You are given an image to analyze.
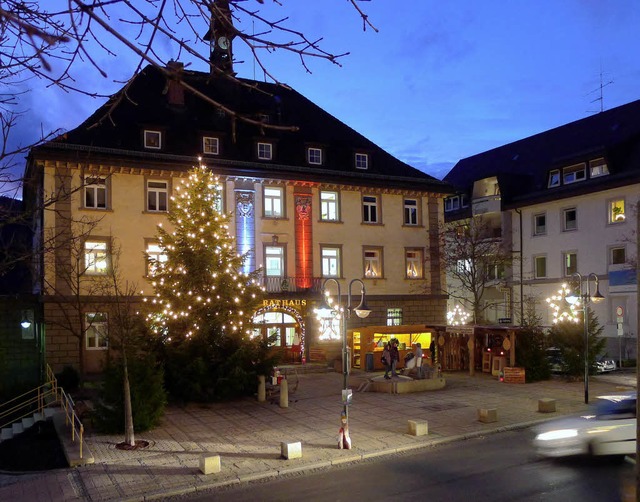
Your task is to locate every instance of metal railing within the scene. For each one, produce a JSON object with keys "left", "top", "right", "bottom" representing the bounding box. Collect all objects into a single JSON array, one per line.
[{"left": 0, "top": 364, "right": 85, "bottom": 459}]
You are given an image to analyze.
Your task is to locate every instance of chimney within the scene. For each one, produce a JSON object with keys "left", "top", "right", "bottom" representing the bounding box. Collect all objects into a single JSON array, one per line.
[{"left": 165, "top": 60, "right": 185, "bottom": 105}]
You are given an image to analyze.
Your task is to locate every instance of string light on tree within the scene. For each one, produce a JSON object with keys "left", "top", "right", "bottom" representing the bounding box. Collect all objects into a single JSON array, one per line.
[{"left": 447, "top": 304, "right": 471, "bottom": 326}]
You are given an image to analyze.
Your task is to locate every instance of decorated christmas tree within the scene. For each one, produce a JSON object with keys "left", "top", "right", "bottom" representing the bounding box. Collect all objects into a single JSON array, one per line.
[{"left": 145, "top": 164, "right": 264, "bottom": 347}]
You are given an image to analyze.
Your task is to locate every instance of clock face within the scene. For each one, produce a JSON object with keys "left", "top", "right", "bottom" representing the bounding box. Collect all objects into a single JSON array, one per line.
[{"left": 218, "top": 36, "right": 229, "bottom": 50}]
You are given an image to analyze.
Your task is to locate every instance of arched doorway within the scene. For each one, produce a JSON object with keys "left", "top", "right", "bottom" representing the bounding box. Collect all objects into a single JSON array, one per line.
[{"left": 252, "top": 306, "right": 305, "bottom": 363}]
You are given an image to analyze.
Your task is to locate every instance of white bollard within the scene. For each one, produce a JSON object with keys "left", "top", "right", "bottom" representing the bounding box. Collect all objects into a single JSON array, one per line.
[
  {"left": 279, "top": 378, "right": 289, "bottom": 408},
  {"left": 258, "top": 375, "right": 266, "bottom": 402}
]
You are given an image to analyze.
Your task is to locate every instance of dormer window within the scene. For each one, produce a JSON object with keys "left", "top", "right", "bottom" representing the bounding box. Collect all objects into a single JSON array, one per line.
[
  {"left": 547, "top": 170, "right": 560, "bottom": 188},
  {"left": 257, "top": 142, "right": 273, "bottom": 160},
  {"left": 562, "top": 163, "right": 586, "bottom": 184},
  {"left": 307, "top": 147, "right": 323, "bottom": 165},
  {"left": 144, "top": 130, "right": 162, "bottom": 149},
  {"left": 203, "top": 136, "right": 220, "bottom": 155},
  {"left": 589, "top": 158, "right": 609, "bottom": 178},
  {"left": 444, "top": 195, "right": 461, "bottom": 212},
  {"left": 355, "top": 153, "right": 369, "bottom": 170}
]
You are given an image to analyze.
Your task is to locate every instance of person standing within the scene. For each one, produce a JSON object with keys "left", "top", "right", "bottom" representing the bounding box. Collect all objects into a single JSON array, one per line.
[
  {"left": 415, "top": 342, "right": 424, "bottom": 379},
  {"left": 382, "top": 342, "right": 392, "bottom": 379},
  {"left": 390, "top": 339, "right": 400, "bottom": 377}
]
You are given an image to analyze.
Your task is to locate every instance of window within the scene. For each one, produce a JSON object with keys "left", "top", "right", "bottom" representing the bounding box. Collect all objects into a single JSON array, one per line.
[
  {"left": 563, "top": 208, "right": 577, "bottom": 231},
  {"left": 405, "top": 249, "right": 424, "bottom": 279},
  {"left": 84, "top": 240, "right": 109, "bottom": 275},
  {"left": 363, "top": 248, "right": 382, "bottom": 278},
  {"left": 203, "top": 136, "right": 220, "bottom": 155},
  {"left": 85, "top": 312, "right": 108, "bottom": 350},
  {"left": 84, "top": 176, "right": 107, "bottom": 209},
  {"left": 321, "top": 246, "right": 340, "bottom": 277},
  {"left": 320, "top": 191, "right": 339, "bottom": 221},
  {"left": 548, "top": 169, "right": 560, "bottom": 188},
  {"left": 534, "top": 213, "right": 546, "bottom": 236},
  {"left": 146, "top": 242, "right": 167, "bottom": 276},
  {"left": 562, "top": 163, "right": 586, "bottom": 184},
  {"left": 355, "top": 153, "right": 369, "bottom": 169},
  {"left": 563, "top": 252, "right": 577, "bottom": 276},
  {"left": 534, "top": 255, "right": 547, "bottom": 279},
  {"left": 265, "top": 246, "right": 284, "bottom": 277},
  {"left": 609, "top": 199, "right": 626, "bottom": 223},
  {"left": 257, "top": 142, "right": 273, "bottom": 160},
  {"left": 144, "top": 130, "right": 162, "bottom": 149},
  {"left": 611, "top": 246, "right": 626, "bottom": 265},
  {"left": 404, "top": 198, "right": 418, "bottom": 225},
  {"left": 264, "top": 186, "right": 284, "bottom": 218},
  {"left": 147, "top": 180, "right": 168, "bottom": 212},
  {"left": 387, "top": 308, "right": 403, "bottom": 326},
  {"left": 486, "top": 263, "right": 505, "bottom": 281},
  {"left": 362, "top": 195, "right": 379, "bottom": 223},
  {"left": 460, "top": 194, "right": 469, "bottom": 208},
  {"left": 457, "top": 259, "right": 472, "bottom": 274},
  {"left": 307, "top": 147, "right": 323, "bottom": 165},
  {"left": 445, "top": 196, "right": 461, "bottom": 212},
  {"left": 589, "top": 158, "right": 609, "bottom": 178}
]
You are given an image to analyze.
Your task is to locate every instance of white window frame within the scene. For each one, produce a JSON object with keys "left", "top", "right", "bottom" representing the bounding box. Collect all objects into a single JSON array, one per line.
[
  {"left": 321, "top": 246, "right": 340, "bottom": 278},
  {"left": 264, "top": 186, "right": 284, "bottom": 218},
  {"left": 563, "top": 207, "right": 577, "bottom": 231},
  {"left": 589, "top": 158, "right": 609, "bottom": 178},
  {"left": 84, "top": 240, "right": 109, "bottom": 275},
  {"left": 533, "top": 213, "right": 546, "bottom": 236},
  {"left": 84, "top": 176, "right": 107, "bottom": 209},
  {"left": 257, "top": 142, "right": 273, "bottom": 160},
  {"left": 562, "top": 163, "right": 586, "bottom": 185},
  {"left": 147, "top": 180, "right": 168, "bottom": 212},
  {"left": 563, "top": 251, "right": 577, "bottom": 277},
  {"left": 404, "top": 198, "right": 418, "bottom": 226},
  {"left": 320, "top": 190, "right": 339, "bottom": 221},
  {"left": 144, "top": 130, "right": 162, "bottom": 149},
  {"left": 405, "top": 248, "right": 423, "bottom": 279},
  {"left": 363, "top": 248, "right": 383, "bottom": 278},
  {"left": 265, "top": 246, "right": 284, "bottom": 277},
  {"left": 534, "top": 255, "right": 547, "bottom": 279},
  {"left": 203, "top": 136, "right": 220, "bottom": 155},
  {"left": 548, "top": 169, "right": 560, "bottom": 188},
  {"left": 387, "top": 308, "right": 403, "bottom": 326},
  {"left": 610, "top": 246, "right": 626, "bottom": 265},
  {"left": 609, "top": 198, "right": 626, "bottom": 224},
  {"left": 146, "top": 242, "right": 167, "bottom": 276},
  {"left": 307, "top": 147, "right": 323, "bottom": 165},
  {"left": 85, "top": 312, "right": 108, "bottom": 350},
  {"left": 363, "top": 195, "right": 379, "bottom": 224},
  {"left": 355, "top": 153, "right": 369, "bottom": 170}
]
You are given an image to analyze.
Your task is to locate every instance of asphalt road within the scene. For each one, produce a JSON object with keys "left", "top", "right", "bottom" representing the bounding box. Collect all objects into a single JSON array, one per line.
[{"left": 167, "top": 428, "right": 635, "bottom": 502}]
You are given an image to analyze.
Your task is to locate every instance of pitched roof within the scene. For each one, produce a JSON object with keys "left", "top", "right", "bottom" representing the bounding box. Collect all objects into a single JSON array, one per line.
[
  {"left": 35, "top": 64, "right": 451, "bottom": 193},
  {"left": 444, "top": 99, "right": 640, "bottom": 207}
]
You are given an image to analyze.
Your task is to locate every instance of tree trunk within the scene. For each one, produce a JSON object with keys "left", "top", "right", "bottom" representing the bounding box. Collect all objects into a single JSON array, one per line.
[{"left": 123, "top": 355, "right": 135, "bottom": 447}]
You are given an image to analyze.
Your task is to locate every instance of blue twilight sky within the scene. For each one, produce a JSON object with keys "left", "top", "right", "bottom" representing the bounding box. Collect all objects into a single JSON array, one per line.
[{"left": 11, "top": 0, "right": 640, "bottom": 187}]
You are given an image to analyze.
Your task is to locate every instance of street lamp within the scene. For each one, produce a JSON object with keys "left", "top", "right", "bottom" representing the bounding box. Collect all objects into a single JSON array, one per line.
[
  {"left": 566, "top": 272, "right": 605, "bottom": 404},
  {"left": 315, "top": 278, "right": 371, "bottom": 446}
]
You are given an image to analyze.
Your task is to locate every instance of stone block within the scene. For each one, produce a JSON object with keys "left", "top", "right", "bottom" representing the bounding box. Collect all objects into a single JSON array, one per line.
[
  {"left": 477, "top": 408, "right": 498, "bottom": 423},
  {"left": 199, "top": 454, "right": 221, "bottom": 475},
  {"left": 538, "top": 398, "right": 556, "bottom": 413},
  {"left": 407, "top": 420, "right": 428, "bottom": 436},
  {"left": 281, "top": 441, "right": 302, "bottom": 459}
]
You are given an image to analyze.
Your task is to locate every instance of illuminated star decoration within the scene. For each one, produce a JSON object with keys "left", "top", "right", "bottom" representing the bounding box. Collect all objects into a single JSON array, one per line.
[
  {"left": 447, "top": 304, "right": 471, "bottom": 326},
  {"left": 546, "top": 283, "right": 580, "bottom": 324}
]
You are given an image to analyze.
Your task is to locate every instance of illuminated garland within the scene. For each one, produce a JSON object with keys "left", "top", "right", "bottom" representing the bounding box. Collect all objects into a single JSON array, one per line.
[{"left": 546, "top": 283, "right": 580, "bottom": 324}]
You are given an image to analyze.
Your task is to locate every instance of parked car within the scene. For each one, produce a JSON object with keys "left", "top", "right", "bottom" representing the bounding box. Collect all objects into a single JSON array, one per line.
[
  {"left": 595, "top": 357, "right": 617, "bottom": 373},
  {"left": 532, "top": 393, "right": 636, "bottom": 458}
]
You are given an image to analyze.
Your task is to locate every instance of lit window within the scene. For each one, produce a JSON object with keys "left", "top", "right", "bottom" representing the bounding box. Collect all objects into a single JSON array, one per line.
[
  {"left": 563, "top": 208, "right": 577, "bottom": 231},
  {"left": 534, "top": 255, "right": 547, "bottom": 279},
  {"left": 203, "top": 137, "right": 220, "bottom": 155},
  {"left": 562, "top": 163, "right": 586, "bottom": 184},
  {"left": 144, "top": 130, "right": 162, "bottom": 149},
  {"left": 320, "top": 191, "right": 339, "bottom": 221},
  {"left": 563, "top": 252, "right": 577, "bottom": 276},
  {"left": 404, "top": 198, "right": 418, "bottom": 225},
  {"left": 85, "top": 313, "right": 108, "bottom": 350},
  {"left": 147, "top": 180, "right": 168, "bottom": 212},
  {"left": 364, "top": 248, "right": 382, "bottom": 278},
  {"left": 321, "top": 247, "right": 340, "bottom": 277},
  {"left": 363, "top": 195, "right": 379, "bottom": 223},
  {"left": 387, "top": 308, "right": 403, "bottom": 326},
  {"left": 355, "top": 153, "right": 369, "bottom": 169},
  {"left": 589, "top": 158, "right": 609, "bottom": 178},
  {"left": 85, "top": 240, "right": 108, "bottom": 275},
  {"left": 308, "top": 148, "right": 323, "bottom": 165},
  {"left": 84, "top": 176, "right": 107, "bottom": 209},
  {"left": 258, "top": 142, "right": 273, "bottom": 160},
  {"left": 548, "top": 170, "right": 560, "bottom": 188},
  {"left": 609, "top": 199, "right": 625, "bottom": 223},
  {"left": 611, "top": 247, "right": 626, "bottom": 265},
  {"left": 405, "top": 249, "right": 423, "bottom": 279},
  {"left": 457, "top": 259, "right": 472, "bottom": 274},
  {"left": 146, "top": 242, "right": 167, "bottom": 276},
  {"left": 264, "top": 186, "right": 284, "bottom": 218},
  {"left": 265, "top": 246, "right": 284, "bottom": 277},
  {"left": 533, "top": 213, "right": 546, "bottom": 236}
]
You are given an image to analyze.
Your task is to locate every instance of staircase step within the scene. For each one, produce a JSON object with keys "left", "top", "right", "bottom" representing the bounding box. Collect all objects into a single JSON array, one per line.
[
  {"left": 12, "top": 423, "right": 23, "bottom": 435},
  {"left": 44, "top": 408, "right": 56, "bottom": 419},
  {"left": 0, "top": 428, "right": 12, "bottom": 440},
  {"left": 33, "top": 412, "right": 44, "bottom": 422},
  {"left": 22, "top": 417, "right": 35, "bottom": 428}
]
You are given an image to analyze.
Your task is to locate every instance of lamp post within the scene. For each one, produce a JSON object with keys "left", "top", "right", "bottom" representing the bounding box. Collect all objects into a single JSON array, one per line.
[
  {"left": 315, "top": 278, "right": 371, "bottom": 440},
  {"left": 567, "top": 272, "right": 605, "bottom": 404}
]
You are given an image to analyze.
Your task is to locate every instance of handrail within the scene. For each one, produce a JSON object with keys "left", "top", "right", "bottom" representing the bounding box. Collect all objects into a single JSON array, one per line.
[{"left": 59, "top": 387, "right": 84, "bottom": 459}]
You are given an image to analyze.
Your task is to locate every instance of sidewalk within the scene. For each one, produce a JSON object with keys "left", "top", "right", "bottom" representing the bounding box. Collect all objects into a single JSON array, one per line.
[{"left": 0, "top": 369, "right": 635, "bottom": 501}]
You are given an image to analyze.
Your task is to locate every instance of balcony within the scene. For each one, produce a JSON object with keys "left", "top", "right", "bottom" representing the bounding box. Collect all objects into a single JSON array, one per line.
[
  {"left": 261, "top": 276, "right": 324, "bottom": 294},
  {"left": 472, "top": 195, "right": 501, "bottom": 216}
]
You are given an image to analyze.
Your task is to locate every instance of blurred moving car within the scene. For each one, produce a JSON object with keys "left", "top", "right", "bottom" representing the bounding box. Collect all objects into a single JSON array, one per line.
[
  {"left": 595, "top": 357, "right": 617, "bottom": 373},
  {"left": 546, "top": 347, "right": 564, "bottom": 374},
  {"left": 533, "top": 393, "right": 636, "bottom": 458}
]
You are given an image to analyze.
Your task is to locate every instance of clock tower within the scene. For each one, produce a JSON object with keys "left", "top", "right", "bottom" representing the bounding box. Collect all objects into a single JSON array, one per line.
[{"left": 205, "top": 0, "right": 235, "bottom": 75}]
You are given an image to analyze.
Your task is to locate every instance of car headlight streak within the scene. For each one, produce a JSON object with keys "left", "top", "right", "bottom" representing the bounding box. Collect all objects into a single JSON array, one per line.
[{"left": 536, "top": 429, "right": 579, "bottom": 441}]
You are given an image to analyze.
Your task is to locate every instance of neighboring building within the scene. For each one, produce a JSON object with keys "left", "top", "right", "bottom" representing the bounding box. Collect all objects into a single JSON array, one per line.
[
  {"left": 25, "top": 53, "right": 451, "bottom": 374},
  {"left": 444, "top": 100, "right": 640, "bottom": 360}
]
